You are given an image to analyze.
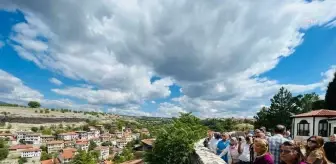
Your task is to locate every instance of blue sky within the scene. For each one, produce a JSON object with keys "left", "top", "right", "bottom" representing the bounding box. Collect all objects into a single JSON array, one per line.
[{"left": 0, "top": 0, "right": 336, "bottom": 118}]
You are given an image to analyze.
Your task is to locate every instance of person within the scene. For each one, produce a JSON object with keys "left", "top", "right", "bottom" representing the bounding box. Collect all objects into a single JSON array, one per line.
[
  {"left": 217, "top": 133, "right": 231, "bottom": 163},
  {"left": 219, "top": 137, "right": 240, "bottom": 164},
  {"left": 260, "top": 127, "right": 267, "bottom": 134},
  {"left": 305, "top": 136, "right": 324, "bottom": 159},
  {"left": 305, "top": 136, "right": 328, "bottom": 164},
  {"left": 306, "top": 149, "right": 328, "bottom": 164},
  {"left": 268, "top": 125, "right": 288, "bottom": 164},
  {"left": 323, "top": 134, "right": 336, "bottom": 163},
  {"left": 204, "top": 130, "right": 213, "bottom": 147},
  {"left": 210, "top": 132, "right": 221, "bottom": 153},
  {"left": 284, "top": 131, "right": 292, "bottom": 140},
  {"left": 279, "top": 141, "right": 306, "bottom": 164},
  {"left": 253, "top": 138, "right": 274, "bottom": 164},
  {"left": 239, "top": 136, "right": 252, "bottom": 164}
]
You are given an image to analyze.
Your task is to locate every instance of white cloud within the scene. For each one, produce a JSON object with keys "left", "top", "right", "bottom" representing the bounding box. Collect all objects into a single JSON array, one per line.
[
  {"left": 0, "top": 69, "right": 43, "bottom": 103},
  {"left": 49, "top": 77, "right": 63, "bottom": 86},
  {"left": 2, "top": 0, "right": 336, "bottom": 117},
  {"left": 151, "top": 101, "right": 156, "bottom": 104}
]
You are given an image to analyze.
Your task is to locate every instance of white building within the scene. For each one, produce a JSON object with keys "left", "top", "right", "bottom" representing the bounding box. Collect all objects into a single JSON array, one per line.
[
  {"left": 58, "top": 132, "right": 78, "bottom": 141},
  {"left": 87, "top": 132, "right": 95, "bottom": 140},
  {"left": 76, "top": 131, "right": 88, "bottom": 140},
  {"left": 21, "top": 148, "right": 41, "bottom": 158},
  {"left": 94, "top": 146, "right": 109, "bottom": 160},
  {"left": 116, "top": 139, "right": 127, "bottom": 148},
  {"left": 75, "top": 141, "right": 89, "bottom": 152},
  {"left": 24, "top": 133, "right": 41, "bottom": 145},
  {"left": 292, "top": 109, "right": 336, "bottom": 142},
  {"left": 89, "top": 126, "right": 100, "bottom": 138}
]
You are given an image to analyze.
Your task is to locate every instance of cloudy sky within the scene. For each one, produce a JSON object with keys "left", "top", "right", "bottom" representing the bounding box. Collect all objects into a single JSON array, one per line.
[{"left": 0, "top": 0, "right": 335, "bottom": 118}]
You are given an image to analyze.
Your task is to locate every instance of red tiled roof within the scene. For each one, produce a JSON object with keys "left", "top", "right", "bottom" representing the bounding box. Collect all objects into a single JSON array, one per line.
[
  {"left": 21, "top": 148, "right": 41, "bottom": 152},
  {"left": 0, "top": 133, "right": 13, "bottom": 136},
  {"left": 63, "top": 148, "right": 77, "bottom": 152},
  {"left": 61, "top": 150, "right": 75, "bottom": 159},
  {"left": 94, "top": 146, "right": 109, "bottom": 151},
  {"left": 293, "top": 109, "right": 336, "bottom": 117},
  {"left": 141, "top": 139, "right": 155, "bottom": 146},
  {"left": 9, "top": 145, "right": 33, "bottom": 150},
  {"left": 46, "top": 141, "right": 64, "bottom": 145},
  {"left": 40, "top": 158, "right": 61, "bottom": 164}
]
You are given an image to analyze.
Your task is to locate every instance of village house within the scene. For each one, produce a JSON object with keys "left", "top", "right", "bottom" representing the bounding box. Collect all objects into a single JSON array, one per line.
[
  {"left": 100, "top": 134, "right": 111, "bottom": 142},
  {"left": 24, "top": 133, "right": 41, "bottom": 145},
  {"left": 9, "top": 144, "right": 33, "bottom": 152},
  {"left": 76, "top": 131, "right": 88, "bottom": 140},
  {"left": 0, "top": 133, "right": 14, "bottom": 139},
  {"left": 141, "top": 128, "right": 150, "bottom": 136},
  {"left": 75, "top": 140, "right": 89, "bottom": 152},
  {"left": 58, "top": 148, "right": 77, "bottom": 163},
  {"left": 94, "top": 146, "right": 109, "bottom": 160},
  {"left": 89, "top": 126, "right": 101, "bottom": 138},
  {"left": 47, "top": 141, "right": 64, "bottom": 154},
  {"left": 115, "top": 130, "right": 123, "bottom": 139},
  {"left": 41, "top": 135, "right": 55, "bottom": 143},
  {"left": 64, "top": 141, "right": 75, "bottom": 148},
  {"left": 90, "top": 137, "right": 101, "bottom": 145},
  {"left": 40, "top": 158, "right": 61, "bottom": 164},
  {"left": 87, "top": 131, "right": 95, "bottom": 140},
  {"left": 292, "top": 109, "right": 336, "bottom": 142},
  {"left": 16, "top": 131, "right": 31, "bottom": 141},
  {"left": 20, "top": 148, "right": 41, "bottom": 158},
  {"left": 116, "top": 138, "right": 127, "bottom": 148},
  {"left": 140, "top": 139, "right": 155, "bottom": 151},
  {"left": 124, "top": 134, "right": 133, "bottom": 142},
  {"left": 58, "top": 132, "right": 78, "bottom": 141}
]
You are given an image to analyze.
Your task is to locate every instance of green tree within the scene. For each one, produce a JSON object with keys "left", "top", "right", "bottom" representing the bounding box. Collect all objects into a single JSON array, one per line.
[
  {"left": 254, "top": 87, "right": 301, "bottom": 130},
  {"left": 7, "top": 123, "right": 12, "bottom": 129},
  {"left": 18, "top": 157, "right": 27, "bottom": 164},
  {"left": 88, "top": 140, "right": 97, "bottom": 151},
  {"left": 71, "top": 150, "right": 96, "bottom": 164},
  {"left": 0, "top": 138, "right": 9, "bottom": 161},
  {"left": 312, "top": 100, "right": 326, "bottom": 110},
  {"left": 40, "top": 151, "right": 52, "bottom": 161},
  {"left": 40, "top": 145, "right": 47, "bottom": 152},
  {"left": 40, "top": 110, "right": 43, "bottom": 113},
  {"left": 28, "top": 101, "right": 41, "bottom": 108},
  {"left": 31, "top": 127, "right": 39, "bottom": 132},
  {"left": 233, "top": 123, "right": 254, "bottom": 131},
  {"left": 325, "top": 72, "right": 336, "bottom": 110},
  {"left": 145, "top": 113, "right": 207, "bottom": 164},
  {"left": 42, "top": 128, "right": 52, "bottom": 135}
]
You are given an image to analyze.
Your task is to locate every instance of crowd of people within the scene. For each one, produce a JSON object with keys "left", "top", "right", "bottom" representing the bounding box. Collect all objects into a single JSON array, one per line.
[{"left": 204, "top": 125, "right": 336, "bottom": 164}]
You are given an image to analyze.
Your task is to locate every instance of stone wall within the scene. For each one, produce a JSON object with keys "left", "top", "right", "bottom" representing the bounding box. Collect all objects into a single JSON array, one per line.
[{"left": 193, "top": 139, "right": 227, "bottom": 164}]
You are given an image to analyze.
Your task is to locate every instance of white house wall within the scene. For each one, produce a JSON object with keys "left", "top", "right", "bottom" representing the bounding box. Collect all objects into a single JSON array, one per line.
[{"left": 293, "top": 117, "right": 330, "bottom": 141}]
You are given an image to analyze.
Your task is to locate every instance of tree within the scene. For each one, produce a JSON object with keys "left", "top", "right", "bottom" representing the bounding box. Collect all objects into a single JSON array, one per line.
[
  {"left": 233, "top": 123, "right": 254, "bottom": 131},
  {"left": 28, "top": 101, "right": 41, "bottom": 108},
  {"left": 325, "top": 72, "right": 336, "bottom": 110},
  {"left": 88, "top": 140, "right": 97, "bottom": 151},
  {"left": 40, "top": 151, "right": 52, "bottom": 161},
  {"left": 7, "top": 124, "right": 12, "bottom": 129},
  {"left": 145, "top": 113, "right": 207, "bottom": 164},
  {"left": 312, "top": 100, "right": 326, "bottom": 110},
  {"left": 18, "top": 157, "right": 27, "bottom": 164},
  {"left": 294, "top": 93, "right": 320, "bottom": 113},
  {"left": 254, "top": 87, "right": 301, "bottom": 130},
  {"left": 71, "top": 150, "right": 97, "bottom": 164},
  {"left": 31, "top": 127, "right": 38, "bottom": 132},
  {"left": 40, "top": 145, "right": 47, "bottom": 152},
  {"left": 0, "top": 139, "right": 9, "bottom": 161}
]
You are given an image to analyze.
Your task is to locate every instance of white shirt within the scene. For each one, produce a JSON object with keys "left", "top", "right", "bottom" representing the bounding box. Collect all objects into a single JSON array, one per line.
[
  {"left": 238, "top": 143, "right": 250, "bottom": 162},
  {"left": 209, "top": 138, "right": 219, "bottom": 153}
]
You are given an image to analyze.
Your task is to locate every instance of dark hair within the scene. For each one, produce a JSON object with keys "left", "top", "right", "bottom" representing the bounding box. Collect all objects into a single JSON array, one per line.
[
  {"left": 280, "top": 141, "right": 305, "bottom": 164},
  {"left": 274, "top": 125, "right": 286, "bottom": 134},
  {"left": 214, "top": 133, "right": 221, "bottom": 140}
]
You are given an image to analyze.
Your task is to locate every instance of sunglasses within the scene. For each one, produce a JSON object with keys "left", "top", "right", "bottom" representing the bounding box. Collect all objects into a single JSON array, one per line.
[{"left": 308, "top": 140, "right": 317, "bottom": 144}]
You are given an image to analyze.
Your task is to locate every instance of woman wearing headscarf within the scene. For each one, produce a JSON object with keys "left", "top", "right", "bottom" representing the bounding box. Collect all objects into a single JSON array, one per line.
[
  {"left": 219, "top": 137, "right": 240, "bottom": 164},
  {"left": 323, "top": 134, "right": 336, "bottom": 163}
]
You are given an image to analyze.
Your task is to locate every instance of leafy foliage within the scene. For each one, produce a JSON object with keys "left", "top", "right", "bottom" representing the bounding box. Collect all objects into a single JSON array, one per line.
[
  {"left": 0, "top": 139, "right": 9, "bottom": 161},
  {"left": 113, "top": 148, "right": 134, "bottom": 163},
  {"left": 71, "top": 150, "right": 97, "bottom": 164},
  {"left": 40, "top": 151, "right": 52, "bottom": 161},
  {"left": 88, "top": 140, "right": 97, "bottom": 151},
  {"left": 31, "top": 127, "right": 38, "bottom": 132},
  {"left": 145, "top": 113, "right": 207, "bottom": 164},
  {"left": 254, "top": 87, "right": 324, "bottom": 130},
  {"left": 18, "top": 157, "right": 27, "bottom": 164},
  {"left": 28, "top": 101, "right": 41, "bottom": 108},
  {"left": 326, "top": 72, "right": 336, "bottom": 110}
]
